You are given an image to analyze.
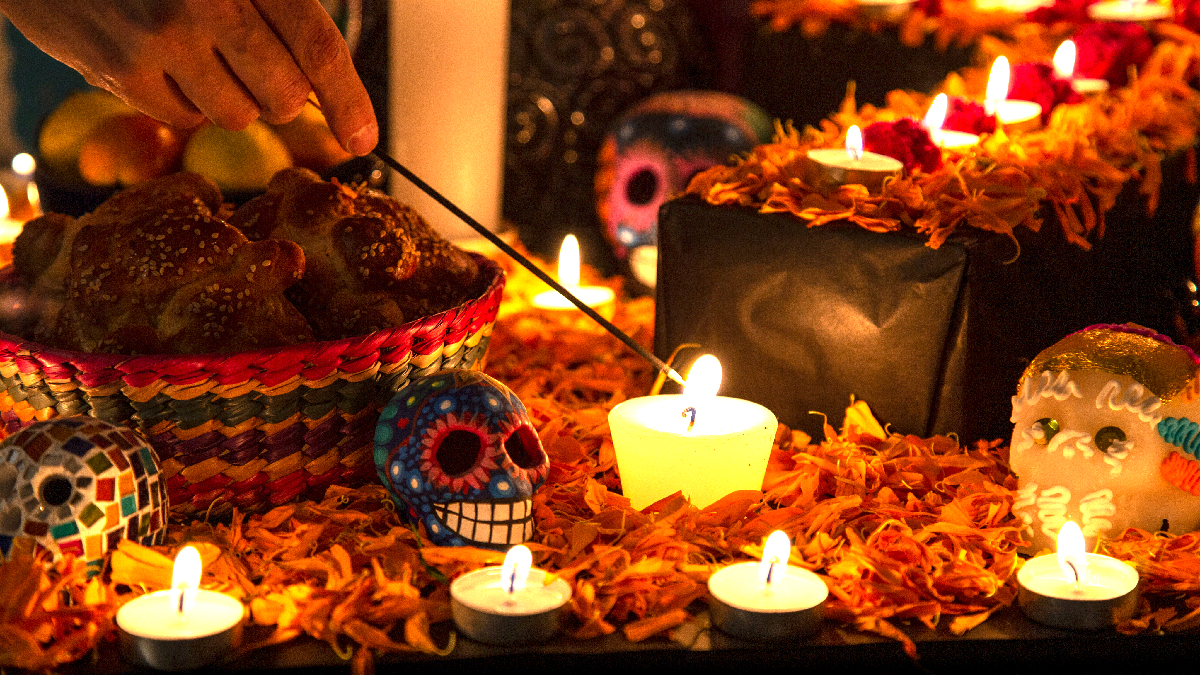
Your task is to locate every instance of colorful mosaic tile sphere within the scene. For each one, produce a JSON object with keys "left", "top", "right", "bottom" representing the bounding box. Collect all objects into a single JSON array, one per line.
[{"left": 0, "top": 417, "right": 168, "bottom": 573}]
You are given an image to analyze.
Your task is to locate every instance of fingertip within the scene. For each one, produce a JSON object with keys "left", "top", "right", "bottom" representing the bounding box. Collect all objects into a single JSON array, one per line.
[{"left": 345, "top": 122, "right": 379, "bottom": 156}]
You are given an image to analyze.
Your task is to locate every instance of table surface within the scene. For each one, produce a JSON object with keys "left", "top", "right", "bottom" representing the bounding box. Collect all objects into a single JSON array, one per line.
[{"left": 63, "top": 603, "right": 1200, "bottom": 675}]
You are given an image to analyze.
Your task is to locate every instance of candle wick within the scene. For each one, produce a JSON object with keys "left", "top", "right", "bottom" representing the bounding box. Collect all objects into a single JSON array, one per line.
[
  {"left": 765, "top": 560, "right": 776, "bottom": 585},
  {"left": 682, "top": 407, "right": 697, "bottom": 432},
  {"left": 1065, "top": 559, "right": 1080, "bottom": 585},
  {"left": 177, "top": 588, "right": 185, "bottom": 614},
  {"left": 508, "top": 574, "right": 517, "bottom": 594}
]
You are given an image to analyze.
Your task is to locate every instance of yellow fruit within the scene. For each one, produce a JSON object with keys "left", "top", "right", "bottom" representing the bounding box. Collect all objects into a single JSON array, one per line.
[
  {"left": 270, "top": 105, "right": 353, "bottom": 172},
  {"left": 77, "top": 113, "right": 189, "bottom": 187},
  {"left": 38, "top": 89, "right": 136, "bottom": 178},
  {"left": 182, "top": 121, "right": 293, "bottom": 192}
]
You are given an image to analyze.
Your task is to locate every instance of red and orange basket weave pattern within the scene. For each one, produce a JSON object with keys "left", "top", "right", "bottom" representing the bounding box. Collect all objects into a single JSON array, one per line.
[{"left": 0, "top": 255, "right": 505, "bottom": 519}]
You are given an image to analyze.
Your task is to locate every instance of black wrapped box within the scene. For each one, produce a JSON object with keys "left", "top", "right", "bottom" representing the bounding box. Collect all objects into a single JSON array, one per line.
[{"left": 655, "top": 154, "right": 1199, "bottom": 444}]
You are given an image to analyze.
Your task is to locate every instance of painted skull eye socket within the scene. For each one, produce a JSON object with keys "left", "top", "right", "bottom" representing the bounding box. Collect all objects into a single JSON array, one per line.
[
  {"left": 435, "top": 430, "right": 484, "bottom": 476},
  {"left": 1094, "top": 426, "right": 1127, "bottom": 454},
  {"left": 1032, "top": 418, "right": 1060, "bottom": 444},
  {"left": 505, "top": 424, "right": 547, "bottom": 470}
]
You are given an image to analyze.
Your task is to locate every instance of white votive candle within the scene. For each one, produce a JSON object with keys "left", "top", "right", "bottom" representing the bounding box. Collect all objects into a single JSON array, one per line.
[
  {"left": 923, "top": 94, "right": 982, "bottom": 151},
  {"left": 1087, "top": 0, "right": 1172, "bottom": 21},
  {"left": 1053, "top": 40, "right": 1109, "bottom": 96},
  {"left": 805, "top": 126, "right": 903, "bottom": 195},
  {"left": 609, "top": 355, "right": 777, "bottom": 510},
  {"left": 450, "top": 545, "right": 573, "bottom": 644},
  {"left": 531, "top": 234, "right": 616, "bottom": 318},
  {"left": 708, "top": 531, "right": 829, "bottom": 640},
  {"left": 1017, "top": 522, "right": 1139, "bottom": 630},
  {"left": 115, "top": 546, "right": 244, "bottom": 671}
]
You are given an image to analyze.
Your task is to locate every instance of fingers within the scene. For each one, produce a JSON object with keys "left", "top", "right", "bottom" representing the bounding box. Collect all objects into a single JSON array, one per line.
[
  {"left": 251, "top": 0, "right": 378, "bottom": 155},
  {"left": 209, "top": 3, "right": 312, "bottom": 125}
]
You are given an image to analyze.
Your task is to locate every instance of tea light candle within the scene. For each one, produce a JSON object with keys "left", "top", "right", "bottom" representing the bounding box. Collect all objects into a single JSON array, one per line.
[
  {"left": 1087, "top": 0, "right": 1171, "bottom": 21},
  {"left": 1017, "top": 522, "right": 1139, "bottom": 630},
  {"left": 609, "top": 355, "right": 777, "bottom": 510},
  {"left": 531, "top": 234, "right": 616, "bottom": 315},
  {"left": 708, "top": 531, "right": 829, "bottom": 641},
  {"left": 923, "top": 94, "right": 981, "bottom": 151},
  {"left": 116, "top": 546, "right": 244, "bottom": 671},
  {"left": 1053, "top": 41, "right": 1108, "bottom": 96},
  {"left": 856, "top": 0, "right": 915, "bottom": 21},
  {"left": 805, "top": 125, "right": 903, "bottom": 195},
  {"left": 450, "top": 544, "right": 573, "bottom": 645},
  {"left": 972, "top": 0, "right": 1053, "bottom": 11},
  {"left": 985, "top": 57, "right": 1043, "bottom": 131}
]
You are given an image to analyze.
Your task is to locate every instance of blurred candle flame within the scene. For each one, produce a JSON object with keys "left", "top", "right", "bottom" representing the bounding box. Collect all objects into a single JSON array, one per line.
[
  {"left": 556, "top": 235, "right": 582, "bottom": 288},
  {"left": 759, "top": 530, "right": 791, "bottom": 587},
  {"left": 923, "top": 93, "right": 949, "bottom": 131},
  {"left": 685, "top": 354, "right": 722, "bottom": 398},
  {"left": 501, "top": 544, "right": 533, "bottom": 595},
  {"left": 985, "top": 56, "right": 1011, "bottom": 116},
  {"left": 845, "top": 125, "right": 864, "bottom": 161},
  {"left": 1053, "top": 40, "right": 1076, "bottom": 80}
]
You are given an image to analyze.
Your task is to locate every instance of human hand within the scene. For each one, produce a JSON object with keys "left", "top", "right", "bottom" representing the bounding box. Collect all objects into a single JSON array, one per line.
[{"left": 0, "top": 0, "right": 378, "bottom": 155}]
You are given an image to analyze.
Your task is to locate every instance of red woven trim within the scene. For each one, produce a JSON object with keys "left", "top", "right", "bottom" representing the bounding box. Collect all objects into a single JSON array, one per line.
[{"left": 0, "top": 255, "right": 505, "bottom": 391}]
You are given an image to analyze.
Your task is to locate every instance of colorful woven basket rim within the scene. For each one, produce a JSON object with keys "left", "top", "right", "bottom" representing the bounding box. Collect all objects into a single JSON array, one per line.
[{"left": 0, "top": 253, "right": 505, "bottom": 392}]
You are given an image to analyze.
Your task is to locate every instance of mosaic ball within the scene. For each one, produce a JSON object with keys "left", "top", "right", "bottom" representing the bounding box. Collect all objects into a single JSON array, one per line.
[{"left": 0, "top": 417, "right": 168, "bottom": 572}]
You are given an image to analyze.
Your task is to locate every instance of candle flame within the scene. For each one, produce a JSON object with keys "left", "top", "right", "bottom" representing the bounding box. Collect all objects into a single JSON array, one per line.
[
  {"left": 1056, "top": 521, "right": 1088, "bottom": 586},
  {"left": 557, "top": 234, "right": 582, "bottom": 288},
  {"left": 684, "top": 354, "right": 721, "bottom": 398},
  {"left": 26, "top": 182, "right": 38, "bottom": 214},
  {"left": 501, "top": 544, "right": 533, "bottom": 595},
  {"left": 1053, "top": 40, "right": 1076, "bottom": 80},
  {"left": 923, "top": 93, "right": 949, "bottom": 131},
  {"left": 0, "top": 186, "right": 10, "bottom": 221},
  {"left": 845, "top": 125, "right": 864, "bottom": 161},
  {"left": 759, "top": 530, "right": 791, "bottom": 587},
  {"left": 171, "top": 545, "right": 202, "bottom": 616},
  {"left": 985, "top": 56, "right": 1011, "bottom": 116}
]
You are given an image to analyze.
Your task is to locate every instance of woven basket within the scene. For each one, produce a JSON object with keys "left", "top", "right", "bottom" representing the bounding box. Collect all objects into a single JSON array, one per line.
[{"left": 0, "top": 254, "right": 505, "bottom": 519}]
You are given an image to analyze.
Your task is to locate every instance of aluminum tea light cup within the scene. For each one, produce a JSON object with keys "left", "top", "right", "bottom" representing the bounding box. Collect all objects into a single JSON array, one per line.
[
  {"left": 450, "top": 544, "right": 572, "bottom": 645},
  {"left": 115, "top": 546, "right": 244, "bottom": 671},
  {"left": 708, "top": 531, "right": 829, "bottom": 641},
  {"left": 1017, "top": 522, "right": 1139, "bottom": 630}
]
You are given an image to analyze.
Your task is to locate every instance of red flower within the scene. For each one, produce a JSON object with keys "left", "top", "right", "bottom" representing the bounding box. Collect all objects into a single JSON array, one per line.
[
  {"left": 943, "top": 98, "right": 997, "bottom": 136},
  {"left": 1009, "top": 62, "right": 1083, "bottom": 122},
  {"left": 915, "top": 0, "right": 943, "bottom": 16},
  {"left": 1027, "top": 0, "right": 1096, "bottom": 24},
  {"left": 1180, "top": 0, "right": 1200, "bottom": 33},
  {"left": 1072, "top": 21, "right": 1153, "bottom": 87},
  {"left": 862, "top": 118, "right": 942, "bottom": 174}
]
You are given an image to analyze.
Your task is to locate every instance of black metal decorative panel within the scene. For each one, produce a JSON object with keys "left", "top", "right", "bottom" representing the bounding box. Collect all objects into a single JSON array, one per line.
[{"left": 505, "top": 0, "right": 708, "bottom": 271}]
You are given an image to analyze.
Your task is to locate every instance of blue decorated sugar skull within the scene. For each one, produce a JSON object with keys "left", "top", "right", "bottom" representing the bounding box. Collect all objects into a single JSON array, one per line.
[{"left": 374, "top": 369, "right": 548, "bottom": 547}]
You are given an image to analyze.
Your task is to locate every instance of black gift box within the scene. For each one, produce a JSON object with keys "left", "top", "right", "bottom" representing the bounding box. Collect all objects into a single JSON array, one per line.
[{"left": 655, "top": 153, "right": 1199, "bottom": 443}]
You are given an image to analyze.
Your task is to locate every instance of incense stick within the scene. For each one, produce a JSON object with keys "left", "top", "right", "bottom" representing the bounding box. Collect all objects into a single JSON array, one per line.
[{"left": 371, "top": 149, "right": 685, "bottom": 387}]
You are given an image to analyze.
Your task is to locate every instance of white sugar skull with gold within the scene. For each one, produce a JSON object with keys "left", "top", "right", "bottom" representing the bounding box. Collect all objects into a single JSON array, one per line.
[{"left": 1010, "top": 324, "right": 1200, "bottom": 552}]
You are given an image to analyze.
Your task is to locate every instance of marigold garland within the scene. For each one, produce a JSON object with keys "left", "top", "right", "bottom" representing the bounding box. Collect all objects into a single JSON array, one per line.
[{"left": 686, "top": 39, "right": 1200, "bottom": 252}]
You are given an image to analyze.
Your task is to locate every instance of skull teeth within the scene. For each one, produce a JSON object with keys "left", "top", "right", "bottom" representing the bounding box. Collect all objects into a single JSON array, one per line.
[{"left": 433, "top": 500, "right": 534, "bottom": 546}]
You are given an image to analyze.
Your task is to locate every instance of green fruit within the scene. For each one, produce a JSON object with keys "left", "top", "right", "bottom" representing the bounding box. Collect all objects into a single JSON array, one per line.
[
  {"left": 38, "top": 89, "right": 136, "bottom": 178},
  {"left": 182, "top": 121, "right": 293, "bottom": 192}
]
